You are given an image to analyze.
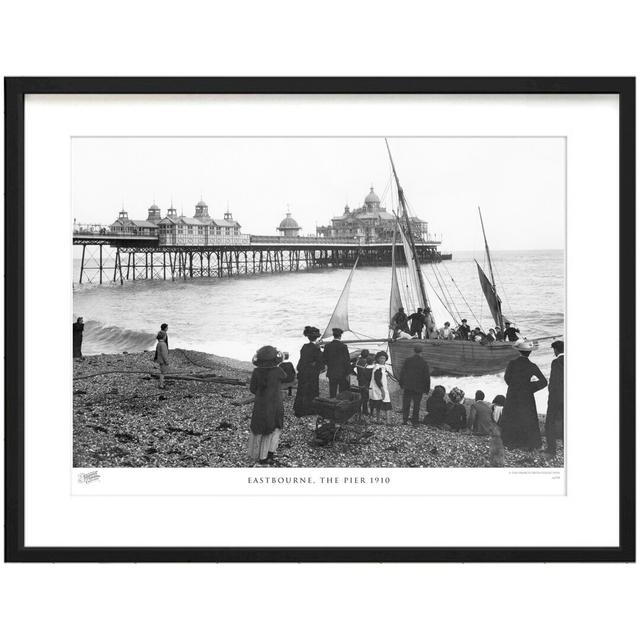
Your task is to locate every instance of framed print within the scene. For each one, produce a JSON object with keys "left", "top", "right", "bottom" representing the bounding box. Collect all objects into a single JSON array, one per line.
[{"left": 4, "top": 77, "right": 635, "bottom": 562}]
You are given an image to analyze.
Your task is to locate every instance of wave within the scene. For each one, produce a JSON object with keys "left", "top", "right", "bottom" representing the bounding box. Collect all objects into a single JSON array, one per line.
[{"left": 79, "top": 319, "right": 157, "bottom": 354}]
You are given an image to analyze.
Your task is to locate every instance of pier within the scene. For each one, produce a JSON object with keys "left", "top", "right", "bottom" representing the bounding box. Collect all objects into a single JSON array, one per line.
[{"left": 73, "top": 225, "right": 450, "bottom": 285}]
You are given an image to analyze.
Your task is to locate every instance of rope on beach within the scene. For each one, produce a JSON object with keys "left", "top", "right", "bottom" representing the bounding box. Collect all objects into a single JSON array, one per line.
[
  {"left": 173, "top": 348, "right": 221, "bottom": 370},
  {"left": 73, "top": 370, "right": 246, "bottom": 385}
]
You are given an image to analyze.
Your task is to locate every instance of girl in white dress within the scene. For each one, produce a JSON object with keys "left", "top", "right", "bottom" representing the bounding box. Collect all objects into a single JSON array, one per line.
[{"left": 369, "top": 351, "right": 393, "bottom": 423}]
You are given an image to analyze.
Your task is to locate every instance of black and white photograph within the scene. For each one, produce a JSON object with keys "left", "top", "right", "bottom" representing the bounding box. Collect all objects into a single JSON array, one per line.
[
  {"left": 6, "top": 76, "right": 632, "bottom": 563},
  {"left": 71, "top": 136, "right": 565, "bottom": 472}
]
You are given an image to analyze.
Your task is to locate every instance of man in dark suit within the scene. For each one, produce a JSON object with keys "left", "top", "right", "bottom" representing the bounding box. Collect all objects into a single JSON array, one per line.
[
  {"left": 543, "top": 340, "right": 564, "bottom": 458},
  {"left": 322, "top": 327, "right": 352, "bottom": 398},
  {"left": 457, "top": 319, "right": 470, "bottom": 340},
  {"left": 503, "top": 321, "right": 520, "bottom": 342},
  {"left": 408, "top": 308, "right": 426, "bottom": 339},
  {"left": 398, "top": 344, "right": 431, "bottom": 425}
]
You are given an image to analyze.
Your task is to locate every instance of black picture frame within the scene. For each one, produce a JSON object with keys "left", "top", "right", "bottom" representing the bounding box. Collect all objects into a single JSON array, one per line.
[{"left": 4, "top": 77, "right": 636, "bottom": 563}]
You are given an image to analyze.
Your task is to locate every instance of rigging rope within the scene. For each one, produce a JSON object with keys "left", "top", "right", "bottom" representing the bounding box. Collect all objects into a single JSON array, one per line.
[
  {"left": 440, "top": 260, "right": 483, "bottom": 328},
  {"left": 429, "top": 262, "right": 461, "bottom": 323}
]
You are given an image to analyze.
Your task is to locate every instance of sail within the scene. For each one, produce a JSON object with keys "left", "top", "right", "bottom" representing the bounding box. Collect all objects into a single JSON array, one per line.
[
  {"left": 322, "top": 257, "right": 359, "bottom": 339},
  {"left": 476, "top": 260, "right": 503, "bottom": 328},
  {"left": 389, "top": 227, "right": 403, "bottom": 331},
  {"left": 398, "top": 222, "right": 429, "bottom": 312}
]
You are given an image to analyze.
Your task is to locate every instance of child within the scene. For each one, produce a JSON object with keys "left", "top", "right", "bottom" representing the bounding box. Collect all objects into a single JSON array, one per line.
[
  {"left": 489, "top": 395, "right": 506, "bottom": 466},
  {"left": 491, "top": 394, "right": 506, "bottom": 425},
  {"left": 444, "top": 387, "right": 467, "bottom": 432},
  {"left": 356, "top": 353, "right": 375, "bottom": 416},
  {"left": 424, "top": 385, "right": 447, "bottom": 428},
  {"left": 369, "top": 351, "right": 393, "bottom": 424},
  {"left": 248, "top": 345, "right": 295, "bottom": 465},
  {"left": 279, "top": 351, "right": 296, "bottom": 397}
]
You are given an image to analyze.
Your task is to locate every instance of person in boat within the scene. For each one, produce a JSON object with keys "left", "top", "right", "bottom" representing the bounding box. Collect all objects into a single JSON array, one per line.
[
  {"left": 500, "top": 341, "right": 548, "bottom": 451},
  {"left": 543, "top": 340, "right": 565, "bottom": 458},
  {"left": 472, "top": 327, "right": 488, "bottom": 344},
  {"left": 356, "top": 354, "right": 375, "bottom": 416},
  {"left": 495, "top": 326, "right": 505, "bottom": 341},
  {"left": 322, "top": 327, "right": 352, "bottom": 398},
  {"left": 399, "top": 344, "right": 431, "bottom": 426},
  {"left": 438, "top": 321, "right": 454, "bottom": 340},
  {"left": 486, "top": 328, "right": 497, "bottom": 343},
  {"left": 154, "top": 329, "right": 170, "bottom": 389},
  {"left": 73, "top": 316, "right": 85, "bottom": 359},
  {"left": 444, "top": 387, "right": 467, "bottom": 432},
  {"left": 468, "top": 390, "right": 494, "bottom": 435},
  {"left": 457, "top": 319, "right": 471, "bottom": 341},
  {"left": 407, "top": 308, "right": 426, "bottom": 339},
  {"left": 369, "top": 351, "right": 393, "bottom": 424},
  {"left": 392, "top": 307, "right": 410, "bottom": 335},
  {"left": 293, "top": 326, "right": 325, "bottom": 417},
  {"left": 503, "top": 321, "right": 520, "bottom": 342},
  {"left": 248, "top": 345, "right": 295, "bottom": 465},
  {"left": 279, "top": 352, "right": 296, "bottom": 397},
  {"left": 424, "top": 385, "right": 447, "bottom": 428}
]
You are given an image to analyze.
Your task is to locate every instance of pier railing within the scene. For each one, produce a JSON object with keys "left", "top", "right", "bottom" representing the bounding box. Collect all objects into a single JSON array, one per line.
[{"left": 73, "top": 223, "right": 441, "bottom": 246}]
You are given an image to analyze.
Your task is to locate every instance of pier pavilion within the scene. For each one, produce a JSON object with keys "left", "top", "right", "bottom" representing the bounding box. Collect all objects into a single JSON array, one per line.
[{"left": 73, "top": 198, "right": 449, "bottom": 284}]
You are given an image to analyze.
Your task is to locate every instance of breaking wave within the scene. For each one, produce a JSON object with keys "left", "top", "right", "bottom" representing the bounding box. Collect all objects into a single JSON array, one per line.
[{"left": 79, "top": 319, "right": 157, "bottom": 355}]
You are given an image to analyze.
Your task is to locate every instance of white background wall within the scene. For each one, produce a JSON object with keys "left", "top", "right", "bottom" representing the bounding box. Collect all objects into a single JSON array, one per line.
[{"left": 1, "top": 2, "right": 638, "bottom": 639}]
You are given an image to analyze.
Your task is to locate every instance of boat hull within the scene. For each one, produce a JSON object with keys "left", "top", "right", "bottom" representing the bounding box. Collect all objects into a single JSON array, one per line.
[{"left": 389, "top": 339, "right": 520, "bottom": 377}]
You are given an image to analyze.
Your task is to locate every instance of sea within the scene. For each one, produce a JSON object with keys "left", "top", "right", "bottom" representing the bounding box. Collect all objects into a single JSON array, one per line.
[{"left": 73, "top": 249, "right": 564, "bottom": 414}]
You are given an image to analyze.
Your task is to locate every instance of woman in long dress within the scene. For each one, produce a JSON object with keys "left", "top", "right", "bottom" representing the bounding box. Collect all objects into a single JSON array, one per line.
[
  {"left": 248, "top": 345, "right": 295, "bottom": 465},
  {"left": 500, "top": 341, "right": 548, "bottom": 450},
  {"left": 293, "top": 325, "right": 325, "bottom": 417},
  {"left": 154, "top": 330, "right": 170, "bottom": 389},
  {"left": 369, "top": 351, "right": 393, "bottom": 424}
]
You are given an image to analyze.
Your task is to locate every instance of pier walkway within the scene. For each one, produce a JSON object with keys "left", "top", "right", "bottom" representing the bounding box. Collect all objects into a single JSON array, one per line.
[{"left": 73, "top": 226, "right": 450, "bottom": 285}]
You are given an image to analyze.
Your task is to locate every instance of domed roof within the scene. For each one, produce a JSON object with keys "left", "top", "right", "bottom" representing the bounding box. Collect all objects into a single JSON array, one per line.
[
  {"left": 278, "top": 212, "right": 301, "bottom": 229},
  {"left": 364, "top": 186, "right": 380, "bottom": 205},
  {"left": 149, "top": 203, "right": 160, "bottom": 211},
  {"left": 196, "top": 200, "right": 208, "bottom": 207}
]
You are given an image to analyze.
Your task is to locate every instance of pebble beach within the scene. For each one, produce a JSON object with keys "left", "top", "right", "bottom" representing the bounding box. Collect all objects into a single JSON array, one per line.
[{"left": 73, "top": 349, "right": 564, "bottom": 469}]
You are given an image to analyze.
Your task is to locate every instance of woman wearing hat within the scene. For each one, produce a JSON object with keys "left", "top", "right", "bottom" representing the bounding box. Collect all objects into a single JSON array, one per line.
[
  {"left": 248, "top": 345, "right": 295, "bottom": 464},
  {"left": 369, "top": 351, "right": 393, "bottom": 424},
  {"left": 293, "top": 326, "right": 325, "bottom": 417},
  {"left": 500, "top": 341, "right": 548, "bottom": 450},
  {"left": 444, "top": 387, "right": 467, "bottom": 432}
]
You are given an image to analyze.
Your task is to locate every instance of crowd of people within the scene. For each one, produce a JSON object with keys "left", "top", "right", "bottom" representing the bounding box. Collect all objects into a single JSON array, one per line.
[
  {"left": 390, "top": 306, "right": 521, "bottom": 345},
  {"left": 245, "top": 322, "right": 564, "bottom": 466}
]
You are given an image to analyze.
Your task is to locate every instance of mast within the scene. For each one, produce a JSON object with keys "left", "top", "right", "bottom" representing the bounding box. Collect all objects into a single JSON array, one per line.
[
  {"left": 477, "top": 206, "right": 503, "bottom": 330},
  {"left": 385, "top": 139, "right": 430, "bottom": 312}
]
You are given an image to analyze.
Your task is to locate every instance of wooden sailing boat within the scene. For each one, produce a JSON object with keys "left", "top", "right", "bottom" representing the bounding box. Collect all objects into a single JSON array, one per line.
[
  {"left": 385, "top": 140, "right": 521, "bottom": 376},
  {"left": 322, "top": 141, "right": 523, "bottom": 377}
]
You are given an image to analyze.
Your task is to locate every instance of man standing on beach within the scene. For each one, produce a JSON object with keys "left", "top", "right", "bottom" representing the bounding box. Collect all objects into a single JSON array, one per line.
[
  {"left": 398, "top": 344, "right": 431, "bottom": 425},
  {"left": 322, "top": 327, "right": 351, "bottom": 398},
  {"left": 73, "top": 317, "right": 84, "bottom": 359},
  {"left": 543, "top": 340, "right": 564, "bottom": 458}
]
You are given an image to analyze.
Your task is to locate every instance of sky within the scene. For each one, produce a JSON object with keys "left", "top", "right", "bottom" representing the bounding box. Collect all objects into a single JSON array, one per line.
[{"left": 72, "top": 137, "right": 565, "bottom": 251}]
